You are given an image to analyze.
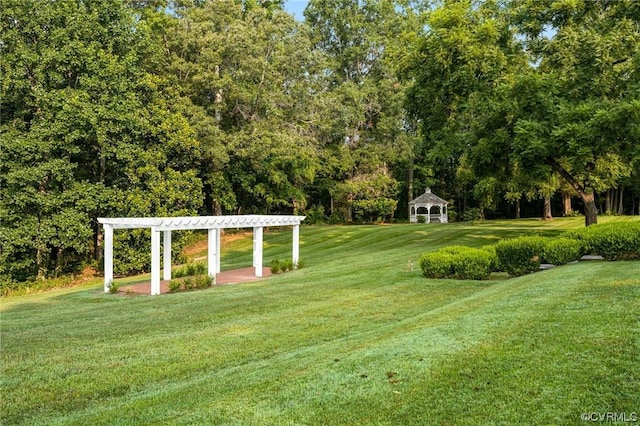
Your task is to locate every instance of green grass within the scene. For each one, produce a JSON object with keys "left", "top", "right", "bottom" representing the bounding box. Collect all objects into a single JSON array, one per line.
[{"left": 1, "top": 217, "right": 639, "bottom": 425}]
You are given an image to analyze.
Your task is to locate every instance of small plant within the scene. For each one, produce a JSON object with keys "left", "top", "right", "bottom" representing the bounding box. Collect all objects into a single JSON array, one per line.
[
  {"left": 183, "top": 277, "right": 195, "bottom": 290},
  {"left": 195, "top": 274, "right": 214, "bottom": 289},
  {"left": 416, "top": 215, "right": 426, "bottom": 224},
  {"left": 107, "top": 280, "right": 119, "bottom": 294},
  {"left": 168, "top": 279, "right": 182, "bottom": 293},
  {"left": 270, "top": 258, "right": 282, "bottom": 274},
  {"left": 295, "top": 258, "right": 305, "bottom": 269},
  {"left": 124, "top": 286, "right": 135, "bottom": 295},
  {"left": 281, "top": 259, "right": 294, "bottom": 272}
]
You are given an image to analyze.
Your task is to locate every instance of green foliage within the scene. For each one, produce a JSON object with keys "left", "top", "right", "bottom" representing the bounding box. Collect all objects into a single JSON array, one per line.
[
  {"left": 270, "top": 258, "right": 282, "bottom": 274},
  {"left": 452, "top": 248, "right": 494, "bottom": 280},
  {"left": 421, "top": 246, "right": 493, "bottom": 280},
  {"left": 416, "top": 215, "right": 426, "bottom": 224},
  {"left": 304, "top": 205, "right": 326, "bottom": 225},
  {"left": 295, "top": 259, "right": 305, "bottom": 269},
  {"left": 542, "top": 238, "right": 583, "bottom": 266},
  {"left": 565, "top": 222, "right": 640, "bottom": 261},
  {"left": 107, "top": 280, "right": 119, "bottom": 294},
  {"left": 495, "top": 236, "right": 548, "bottom": 276},
  {"left": 419, "top": 252, "right": 455, "bottom": 279},
  {"left": 173, "top": 262, "right": 207, "bottom": 279},
  {"left": 167, "top": 279, "right": 182, "bottom": 293},
  {"left": 463, "top": 208, "right": 483, "bottom": 222},
  {"left": 481, "top": 245, "right": 503, "bottom": 273}
]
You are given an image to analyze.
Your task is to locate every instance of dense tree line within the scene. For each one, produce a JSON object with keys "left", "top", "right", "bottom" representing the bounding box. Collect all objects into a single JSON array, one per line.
[{"left": 1, "top": 0, "right": 639, "bottom": 285}]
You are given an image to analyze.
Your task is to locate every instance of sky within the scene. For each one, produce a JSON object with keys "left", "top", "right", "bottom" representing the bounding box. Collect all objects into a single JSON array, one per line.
[{"left": 283, "top": 0, "right": 309, "bottom": 21}]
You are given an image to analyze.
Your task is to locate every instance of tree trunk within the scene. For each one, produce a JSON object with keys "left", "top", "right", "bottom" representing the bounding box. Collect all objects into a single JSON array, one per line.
[
  {"left": 543, "top": 196, "right": 553, "bottom": 220},
  {"left": 407, "top": 155, "right": 414, "bottom": 205},
  {"left": 515, "top": 199, "right": 521, "bottom": 219},
  {"left": 546, "top": 157, "right": 598, "bottom": 226},
  {"left": 605, "top": 189, "right": 612, "bottom": 213},
  {"left": 618, "top": 187, "right": 624, "bottom": 214},
  {"left": 563, "top": 192, "right": 572, "bottom": 216}
]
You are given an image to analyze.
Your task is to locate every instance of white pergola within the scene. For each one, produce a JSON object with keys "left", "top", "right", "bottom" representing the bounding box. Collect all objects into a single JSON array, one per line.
[{"left": 98, "top": 215, "right": 305, "bottom": 295}]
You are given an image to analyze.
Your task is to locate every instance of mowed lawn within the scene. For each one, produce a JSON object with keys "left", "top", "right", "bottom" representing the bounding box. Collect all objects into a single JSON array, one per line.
[{"left": 1, "top": 217, "right": 639, "bottom": 425}]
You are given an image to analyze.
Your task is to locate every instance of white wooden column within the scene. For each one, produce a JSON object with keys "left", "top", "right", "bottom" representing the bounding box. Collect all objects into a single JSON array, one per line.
[
  {"left": 292, "top": 224, "right": 300, "bottom": 268},
  {"left": 427, "top": 204, "right": 432, "bottom": 223},
  {"left": 104, "top": 225, "right": 114, "bottom": 293},
  {"left": 163, "top": 230, "right": 172, "bottom": 281},
  {"left": 208, "top": 228, "right": 220, "bottom": 277},
  {"left": 253, "top": 226, "right": 263, "bottom": 277},
  {"left": 151, "top": 227, "right": 161, "bottom": 295}
]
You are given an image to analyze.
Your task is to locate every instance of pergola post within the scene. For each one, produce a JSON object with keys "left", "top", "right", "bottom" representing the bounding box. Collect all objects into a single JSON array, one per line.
[
  {"left": 292, "top": 224, "right": 300, "bottom": 267},
  {"left": 151, "top": 227, "right": 161, "bottom": 295},
  {"left": 208, "top": 228, "right": 220, "bottom": 277},
  {"left": 253, "top": 226, "right": 263, "bottom": 277},
  {"left": 103, "top": 225, "right": 113, "bottom": 293},
  {"left": 163, "top": 230, "right": 172, "bottom": 281},
  {"left": 427, "top": 204, "right": 432, "bottom": 223}
]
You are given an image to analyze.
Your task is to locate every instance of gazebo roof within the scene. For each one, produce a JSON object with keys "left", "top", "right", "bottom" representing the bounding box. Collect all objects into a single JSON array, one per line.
[{"left": 409, "top": 188, "right": 448, "bottom": 205}]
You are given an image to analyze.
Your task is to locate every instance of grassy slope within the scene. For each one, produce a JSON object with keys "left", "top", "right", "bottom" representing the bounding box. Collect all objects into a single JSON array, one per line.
[{"left": 1, "top": 217, "right": 639, "bottom": 425}]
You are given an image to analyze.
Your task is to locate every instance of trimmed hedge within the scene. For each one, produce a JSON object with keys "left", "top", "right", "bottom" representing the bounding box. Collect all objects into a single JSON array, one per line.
[
  {"left": 495, "top": 236, "right": 547, "bottom": 276},
  {"left": 452, "top": 248, "right": 494, "bottom": 280},
  {"left": 420, "top": 246, "right": 492, "bottom": 280},
  {"left": 564, "top": 222, "right": 640, "bottom": 260},
  {"left": 419, "top": 252, "right": 455, "bottom": 278},
  {"left": 542, "top": 238, "right": 583, "bottom": 265}
]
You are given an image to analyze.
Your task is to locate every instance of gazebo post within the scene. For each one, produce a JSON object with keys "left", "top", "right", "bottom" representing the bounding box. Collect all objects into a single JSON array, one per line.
[
  {"left": 103, "top": 224, "right": 113, "bottom": 293},
  {"left": 163, "top": 230, "right": 172, "bottom": 281},
  {"left": 292, "top": 224, "right": 300, "bottom": 267},
  {"left": 151, "top": 227, "right": 161, "bottom": 295},
  {"left": 253, "top": 226, "right": 263, "bottom": 277}
]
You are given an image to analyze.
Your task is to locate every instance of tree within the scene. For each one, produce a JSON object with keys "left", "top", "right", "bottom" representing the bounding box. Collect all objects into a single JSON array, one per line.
[{"left": 0, "top": 0, "right": 203, "bottom": 284}]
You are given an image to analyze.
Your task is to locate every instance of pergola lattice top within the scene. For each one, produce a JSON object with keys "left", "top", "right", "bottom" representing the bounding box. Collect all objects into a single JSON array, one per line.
[{"left": 98, "top": 215, "right": 305, "bottom": 230}]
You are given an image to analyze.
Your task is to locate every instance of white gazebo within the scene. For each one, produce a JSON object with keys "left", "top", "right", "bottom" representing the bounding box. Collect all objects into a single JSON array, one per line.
[
  {"left": 98, "top": 215, "right": 305, "bottom": 295},
  {"left": 409, "top": 188, "right": 448, "bottom": 223}
]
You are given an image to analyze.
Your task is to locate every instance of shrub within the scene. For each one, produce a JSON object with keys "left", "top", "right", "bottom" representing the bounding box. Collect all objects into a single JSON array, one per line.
[
  {"left": 183, "top": 277, "right": 195, "bottom": 290},
  {"left": 416, "top": 215, "right": 426, "bottom": 224},
  {"left": 481, "top": 245, "right": 503, "bottom": 272},
  {"left": 195, "top": 274, "right": 214, "bottom": 289},
  {"left": 270, "top": 258, "right": 281, "bottom": 274},
  {"left": 107, "top": 280, "right": 119, "bottom": 294},
  {"left": 440, "top": 245, "right": 470, "bottom": 255},
  {"left": 452, "top": 248, "right": 493, "bottom": 280},
  {"left": 419, "top": 252, "right": 455, "bottom": 278},
  {"left": 168, "top": 279, "right": 182, "bottom": 293},
  {"left": 564, "top": 222, "right": 640, "bottom": 260},
  {"left": 295, "top": 259, "right": 305, "bottom": 269},
  {"left": 495, "top": 236, "right": 548, "bottom": 276},
  {"left": 281, "top": 259, "right": 294, "bottom": 272},
  {"left": 542, "top": 238, "right": 583, "bottom": 265}
]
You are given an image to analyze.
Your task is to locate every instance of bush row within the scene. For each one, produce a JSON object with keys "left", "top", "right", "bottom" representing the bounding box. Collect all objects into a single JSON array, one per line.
[
  {"left": 270, "top": 258, "right": 304, "bottom": 274},
  {"left": 173, "top": 262, "right": 207, "bottom": 278},
  {"left": 168, "top": 274, "right": 214, "bottom": 293},
  {"left": 419, "top": 246, "right": 496, "bottom": 280},
  {"left": 420, "top": 222, "right": 639, "bottom": 280},
  {"left": 563, "top": 222, "right": 640, "bottom": 260}
]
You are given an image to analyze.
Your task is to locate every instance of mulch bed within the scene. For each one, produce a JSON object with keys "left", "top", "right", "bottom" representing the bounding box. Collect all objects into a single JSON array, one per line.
[{"left": 117, "top": 267, "right": 272, "bottom": 295}]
